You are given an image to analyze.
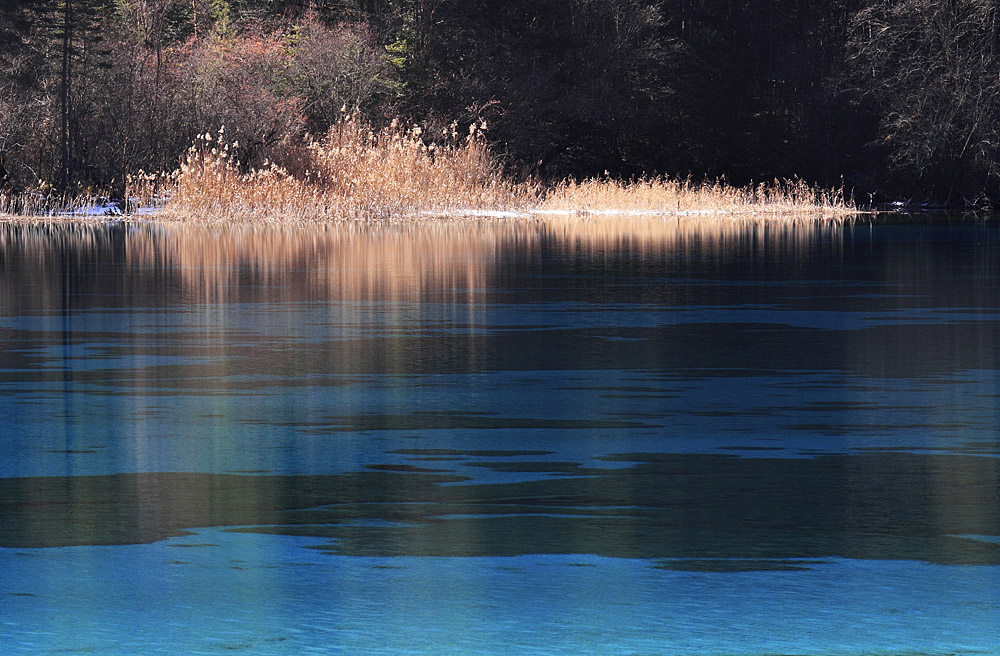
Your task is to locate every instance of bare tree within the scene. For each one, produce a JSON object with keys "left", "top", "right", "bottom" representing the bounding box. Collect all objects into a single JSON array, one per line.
[
  {"left": 848, "top": 0, "right": 1000, "bottom": 203},
  {"left": 286, "top": 14, "right": 396, "bottom": 131}
]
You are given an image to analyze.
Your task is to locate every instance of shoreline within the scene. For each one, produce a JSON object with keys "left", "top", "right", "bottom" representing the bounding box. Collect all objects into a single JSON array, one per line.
[{"left": 0, "top": 205, "right": 869, "bottom": 225}]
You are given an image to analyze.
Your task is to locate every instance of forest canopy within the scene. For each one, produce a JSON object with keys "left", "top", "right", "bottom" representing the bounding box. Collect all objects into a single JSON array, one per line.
[{"left": 1, "top": 0, "right": 998, "bottom": 207}]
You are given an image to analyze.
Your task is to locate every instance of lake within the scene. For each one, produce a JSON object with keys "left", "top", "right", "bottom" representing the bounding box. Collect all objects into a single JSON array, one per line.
[{"left": 1, "top": 215, "right": 998, "bottom": 655}]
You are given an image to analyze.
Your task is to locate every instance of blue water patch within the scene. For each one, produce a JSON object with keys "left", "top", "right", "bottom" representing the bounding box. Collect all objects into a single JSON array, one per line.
[
  {"left": 2, "top": 530, "right": 998, "bottom": 656},
  {"left": 2, "top": 366, "right": 996, "bottom": 479},
  {"left": 2, "top": 218, "right": 1000, "bottom": 654}
]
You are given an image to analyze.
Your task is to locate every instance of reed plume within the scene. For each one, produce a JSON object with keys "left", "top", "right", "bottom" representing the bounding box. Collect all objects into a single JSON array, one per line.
[
  {"left": 147, "top": 117, "right": 855, "bottom": 222},
  {"left": 160, "top": 117, "right": 532, "bottom": 221}
]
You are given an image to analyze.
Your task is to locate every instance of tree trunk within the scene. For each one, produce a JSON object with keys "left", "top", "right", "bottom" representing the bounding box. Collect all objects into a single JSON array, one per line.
[{"left": 60, "top": 0, "right": 72, "bottom": 192}]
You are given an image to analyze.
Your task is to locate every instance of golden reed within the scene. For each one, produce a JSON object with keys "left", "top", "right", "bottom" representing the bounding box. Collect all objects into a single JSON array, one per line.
[
  {"left": 146, "top": 117, "right": 532, "bottom": 222},
  {"left": 133, "top": 116, "right": 855, "bottom": 222}
]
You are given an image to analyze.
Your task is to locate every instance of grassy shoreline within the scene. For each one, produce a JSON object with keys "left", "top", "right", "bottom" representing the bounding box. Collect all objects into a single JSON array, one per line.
[{"left": 4, "top": 118, "right": 857, "bottom": 223}]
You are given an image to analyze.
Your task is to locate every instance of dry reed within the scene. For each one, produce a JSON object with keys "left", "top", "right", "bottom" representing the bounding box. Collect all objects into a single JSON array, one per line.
[
  {"left": 5, "top": 117, "right": 857, "bottom": 222},
  {"left": 0, "top": 184, "right": 112, "bottom": 218},
  {"left": 157, "top": 117, "right": 533, "bottom": 221},
  {"left": 539, "top": 175, "right": 854, "bottom": 218},
  {"left": 157, "top": 116, "right": 856, "bottom": 220}
]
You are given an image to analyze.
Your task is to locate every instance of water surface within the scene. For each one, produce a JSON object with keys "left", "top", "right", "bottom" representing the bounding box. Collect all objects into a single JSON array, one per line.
[{"left": 1, "top": 215, "right": 999, "bottom": 654}]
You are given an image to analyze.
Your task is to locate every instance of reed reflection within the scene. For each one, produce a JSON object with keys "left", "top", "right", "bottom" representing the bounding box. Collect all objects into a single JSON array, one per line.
[
  {"left": 139, "top": 217, "right": 841, "bottom": 304},
  {"left": 1, "top": 217, "right": 845, "bottom": 311}
]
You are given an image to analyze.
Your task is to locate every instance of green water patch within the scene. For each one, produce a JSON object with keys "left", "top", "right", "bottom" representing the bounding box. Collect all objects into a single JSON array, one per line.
[{"left": 1, "top": 452, "right": 998, "bottom": 566}]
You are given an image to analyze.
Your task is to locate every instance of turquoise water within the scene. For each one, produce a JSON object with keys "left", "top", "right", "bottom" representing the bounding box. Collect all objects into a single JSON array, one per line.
[{"left": 1, "top": 217, "right": 999, "bottom": 654}]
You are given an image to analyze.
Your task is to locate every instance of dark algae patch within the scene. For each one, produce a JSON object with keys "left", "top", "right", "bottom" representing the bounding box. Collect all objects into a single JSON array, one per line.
[{"left": 1, "top": 452, "right": 998, "bottom": 566}]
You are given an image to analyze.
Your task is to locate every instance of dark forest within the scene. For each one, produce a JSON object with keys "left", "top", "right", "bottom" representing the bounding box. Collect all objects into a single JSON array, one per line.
[{"left": 2, "top": 0, "right": 998, "bottom": 207}]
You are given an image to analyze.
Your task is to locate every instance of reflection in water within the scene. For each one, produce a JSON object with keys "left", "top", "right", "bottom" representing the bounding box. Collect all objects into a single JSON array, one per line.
[
  {"left": 2, "top": 217, "right": 844, "bottom": 307},
  {"left": 142, "top": 217, "right": 844, "bottom": 302},
  {"left": 1, "top": 217, "right": 1000, "bottom": 655}
]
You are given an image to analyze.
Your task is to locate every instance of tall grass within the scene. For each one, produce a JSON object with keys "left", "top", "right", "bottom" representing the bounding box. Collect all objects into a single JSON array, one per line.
[
  {"left": 539, "top": 175, "right": 853, "bottom": 218},
  {"left": 4, "top": 116, "right": 857, "bottom": 221},
  {"left": 0, "top": 184, "right": 110, "bottom": 217},
  {"left": 157, "top": 118, "right": 855, "bottom": 221},
  {"left": 158, "top": 117, "right": 533, "bottom": 221}
]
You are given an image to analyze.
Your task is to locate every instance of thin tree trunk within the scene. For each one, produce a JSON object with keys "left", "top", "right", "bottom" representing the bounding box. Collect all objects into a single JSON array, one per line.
[{"left": 60, "top": 0, "right": 72, "bottom": 192}]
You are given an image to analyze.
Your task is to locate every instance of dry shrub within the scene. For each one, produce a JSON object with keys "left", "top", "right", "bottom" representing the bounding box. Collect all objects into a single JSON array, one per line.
[{"left": 167, "top": 31, "right": 307, "bottom": 166}]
